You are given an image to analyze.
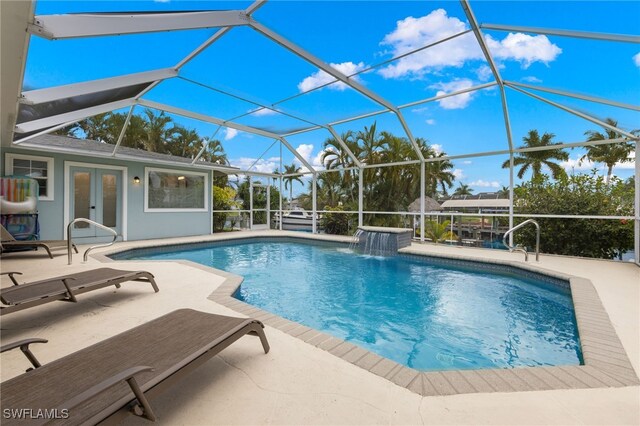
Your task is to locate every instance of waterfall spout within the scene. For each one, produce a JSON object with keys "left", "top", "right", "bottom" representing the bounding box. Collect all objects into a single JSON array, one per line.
[{"left": 351, "top": 226, "right": 413, "bottom": 256}]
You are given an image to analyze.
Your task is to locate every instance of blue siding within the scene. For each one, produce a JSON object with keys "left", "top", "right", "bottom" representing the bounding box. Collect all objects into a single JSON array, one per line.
[{"left": 1, "top": 148, "right": 213, "bottom": 241}]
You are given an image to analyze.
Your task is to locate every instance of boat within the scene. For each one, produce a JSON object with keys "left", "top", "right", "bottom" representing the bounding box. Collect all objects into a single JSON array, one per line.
[{"left": 273, "top": 208, "right": 321, "bottom": 231}]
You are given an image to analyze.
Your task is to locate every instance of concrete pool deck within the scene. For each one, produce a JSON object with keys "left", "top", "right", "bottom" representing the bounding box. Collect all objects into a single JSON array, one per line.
[{"left": 1, "top": 230, "right": 639, "bottom": 425}]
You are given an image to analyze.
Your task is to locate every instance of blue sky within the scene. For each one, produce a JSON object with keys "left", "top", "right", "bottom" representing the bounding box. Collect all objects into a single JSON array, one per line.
[{"left": 27, "top": 1, "right": 640, "bottom": 197}]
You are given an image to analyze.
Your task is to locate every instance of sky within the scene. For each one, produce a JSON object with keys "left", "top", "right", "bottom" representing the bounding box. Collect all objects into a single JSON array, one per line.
[{"left": 26, "top": 0, "right": 640, "bottom": 197}]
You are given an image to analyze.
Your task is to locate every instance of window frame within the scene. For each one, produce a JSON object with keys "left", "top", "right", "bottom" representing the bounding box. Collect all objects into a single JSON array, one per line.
[
  {"left": 4, "top": 153, "right": 55, "bottom": 201},
  {"left": 144, "top": 167, "right": 209, "bottom": 213}
]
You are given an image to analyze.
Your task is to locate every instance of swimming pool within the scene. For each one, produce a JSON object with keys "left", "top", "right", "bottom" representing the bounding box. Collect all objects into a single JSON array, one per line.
[{"left": 121, "top": 239, "right": 583, "bottom": 371}]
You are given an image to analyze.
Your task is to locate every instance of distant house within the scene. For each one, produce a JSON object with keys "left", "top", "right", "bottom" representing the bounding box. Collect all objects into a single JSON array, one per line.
[
  {"left": 2, "top": 134, "right": 238, "bottom": 243},
  {"left": 438, "top": 192, "right": 510, "bottom": 214}
]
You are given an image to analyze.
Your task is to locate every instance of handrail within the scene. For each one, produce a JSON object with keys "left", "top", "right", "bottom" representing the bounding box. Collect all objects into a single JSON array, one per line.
[
  {"left": 502, "top": 219, "right": 540, "bottom": 262},
  {"left": 67, "top": 218, "right": 118, "bottom": 265}
]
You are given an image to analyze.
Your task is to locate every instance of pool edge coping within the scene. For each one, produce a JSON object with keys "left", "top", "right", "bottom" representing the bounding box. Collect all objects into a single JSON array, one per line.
[{"left": 98, "top": 235, "right": 640, "bottom": 397}]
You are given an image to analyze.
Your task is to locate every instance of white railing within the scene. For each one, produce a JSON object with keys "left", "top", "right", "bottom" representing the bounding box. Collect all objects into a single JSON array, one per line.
[
  {"left": 67, "top": 218, "right": 118, "bottom": 265},
  {"left": 503, "top": 219, "right": 540, "bottom": 262}
]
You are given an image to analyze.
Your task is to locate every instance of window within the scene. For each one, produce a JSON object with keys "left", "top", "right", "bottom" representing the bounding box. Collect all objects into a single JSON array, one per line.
[
  {"left": 4, "top": 153, "right": 54, "bottom": 200},
  {"left": 144, "top": 167, "right": 208, "bottom": 212}
]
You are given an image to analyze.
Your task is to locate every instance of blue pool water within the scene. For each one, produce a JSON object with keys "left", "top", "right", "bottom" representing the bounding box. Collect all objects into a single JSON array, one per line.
[{"left": 123, "top": 239, "right": 582, "bottom": 371}]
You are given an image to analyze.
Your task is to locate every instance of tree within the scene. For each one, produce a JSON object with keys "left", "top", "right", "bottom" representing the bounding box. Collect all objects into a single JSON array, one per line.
[
  {"left": 199, "top": 138, "right": 228, "bottom": 165},
  {"left": 321, "top": 206, "right": 352, "bottom": 235},
  {"left": 169, "top": 126, "right": 200, "bottom": 157},
  {"left": 502, "top": 130, "right": 568, "bottom": 180},
  {"left": 513, "top": 173, "right": 634, "bottom": 259},
  {"left": 142, "top": 109, "right": 174, "bottom": 153},
  {"left": 453, "top": 183, "right": 473, "bottom": 196},
  {"left": 419, "top": 138, "right": 455, "bottom": 197},
  {"left": 212, "top": 186, "right": 240, "bottom": 232},
  {"left": 582, "top": 118, "right": 636, "bottom": 184},
  {"left": 282, "top": 163, "right": 303, "bottom": 208},
  {"left": 423, "top": 220, "right": 456, "bottom": 243}
]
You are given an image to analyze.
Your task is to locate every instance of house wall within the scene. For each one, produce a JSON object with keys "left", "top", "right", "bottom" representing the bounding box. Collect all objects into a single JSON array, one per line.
[{"left": 1, "top": 147, "right": 213, "bottom": 241}]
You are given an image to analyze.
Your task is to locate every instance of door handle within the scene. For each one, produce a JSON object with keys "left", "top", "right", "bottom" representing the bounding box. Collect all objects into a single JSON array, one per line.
[{"left": 90, "top": 206, "right": 96, "bottom": 209}]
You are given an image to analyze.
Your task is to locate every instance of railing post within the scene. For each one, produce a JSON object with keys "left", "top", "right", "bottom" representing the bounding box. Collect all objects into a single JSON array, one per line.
[{"left": 67, "top": 218, "right": 118, "bottom": 265}]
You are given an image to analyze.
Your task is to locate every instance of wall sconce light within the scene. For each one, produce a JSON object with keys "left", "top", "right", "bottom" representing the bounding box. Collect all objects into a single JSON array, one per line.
[
  {"left": 133, "top": 176, "right": 140, "bottom": 184},
  {"left": 177, "top": 176, "right": 185, "bottom": 181}
]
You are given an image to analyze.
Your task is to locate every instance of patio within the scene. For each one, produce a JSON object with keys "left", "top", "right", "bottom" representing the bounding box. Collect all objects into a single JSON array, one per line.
[{"left": 1, "top": 232, "right": 638, "bottom": 425}]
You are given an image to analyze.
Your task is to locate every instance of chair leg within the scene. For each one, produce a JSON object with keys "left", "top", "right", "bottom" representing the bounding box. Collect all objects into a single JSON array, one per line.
[
  {"left": 249, "top": 324, "right": 270, "bottom": 354},
  {"left": 148, "top": 277, "right": 159, "bottom": 293},
  {"left": 42, "top": 245, "right": 53, "bottom": 259}
]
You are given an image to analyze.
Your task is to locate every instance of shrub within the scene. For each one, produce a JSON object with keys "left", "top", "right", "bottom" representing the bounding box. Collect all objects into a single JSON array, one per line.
[{"left": 513, "top": 173, "right": 634, "bottom": 259}]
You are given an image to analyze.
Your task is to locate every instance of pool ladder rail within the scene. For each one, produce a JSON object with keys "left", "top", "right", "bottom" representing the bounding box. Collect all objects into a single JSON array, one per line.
[
  {"left": 67, "top": 218, "right": 119, "bottom": 265},
  {"left": 503, "top": 219, "right": 540, "bottom": 262}
]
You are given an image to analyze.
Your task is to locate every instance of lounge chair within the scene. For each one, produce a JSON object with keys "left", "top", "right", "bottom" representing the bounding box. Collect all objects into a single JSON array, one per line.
[
  {"left": 0, "top": 309, "right": 270, "bottom": 425},
  {"left": 0, "top": 224, "right": 78, "bottom": 258},
  {"left": 1, "top": 268, "right": 159, "bottom": 315}
]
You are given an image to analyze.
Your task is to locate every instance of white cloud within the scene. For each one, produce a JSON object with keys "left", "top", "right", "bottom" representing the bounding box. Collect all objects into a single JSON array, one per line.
[
  {"left": 431, "top": 144, "right": 443, "bottom": 154},
  {"left": 425, "top": 119, "right": 436, "bottom": 125},
  {"left": 452, "top": 168, "right": 465, "bottom": 179},
  {"left": 248, "top": 107, "right": 278, "bottom": 117},
  {"left": 411, "top": 106, "right": 429, "bottom": 114},
  {"left": 229, "top": 157, "right": 279, "bottom": 174},
  {"left": 470, "top": 179, "right": 500, "bottom": 188},
  {"left": 224, "top": 128, "right": 238, "bottom": 141},
  {"left": 633, "top": 52, "right": 640, "bottom": 68},
  {"left": 379, "top": 9, "right": 561, "bottom": 78},
  {"left": 462, "top": 160, "right": 472, "bottom": 165},
  {"left": 561, "top": 151, "right": 636, "bottom": 173},
  {"left": 297, "top": 61, "right": 366, "bottom": 92},
  {"left": 476, "top": 65, "right": 493, "bottom": 82},
  {"left": 486, "top": 32, "right": 561, "bottom": 68},
  {"left": 294, "top": 144, "right": 328, "bottom": 171},
  {"left": 522, "top": 76, "right": 542, "bottom": 83},
  {"left": 430, "top": 78, "right": 475, "bottom": 109}
]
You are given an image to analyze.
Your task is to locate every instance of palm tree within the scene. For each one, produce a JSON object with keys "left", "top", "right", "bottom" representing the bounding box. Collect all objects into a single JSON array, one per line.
[
  {"left": 582, "top": 118, "right": 637, "bottom": 184},
  {"left": 282, "top": 163, "right": 303, "bottom": 208},
  {"left": 74, "top": 113, "right": 112, "bottom": 143},
  {"left": 321, "top": 131, "right": 360, "bottom": 203},
  {"left": 199, "top": 138, "right": 228, "bottom": 165},
  {"left": 453, "top": 183, "right": 473, "bottom": 196},
  {"left": 169, "top": 126, "right": 201, "bottom": 157},
  {"left": 142, "top": 109, "right": 174, "bottom": 153},
  {"left": 501, "top": 130, "right": 568, "bottom": 180},
  {"left": 356, "top": 122, "right": 384, "bottom": 165}
]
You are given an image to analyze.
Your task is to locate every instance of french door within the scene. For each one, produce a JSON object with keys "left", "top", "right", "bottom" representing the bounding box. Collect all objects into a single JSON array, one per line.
[{"left": 69, "top": 166, "right": 122, "bottom": 239}]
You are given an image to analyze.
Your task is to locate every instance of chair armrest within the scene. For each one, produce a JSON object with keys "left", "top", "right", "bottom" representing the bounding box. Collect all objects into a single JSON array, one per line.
[
  {"left": 0, "top": 338, "right": 48, "bottom": 371},
  {"left": 58, "top": 366, "right": 157, "bottom": 421},
  {"left": 0, "top": 271, "right": 23, "bottom": 286}
]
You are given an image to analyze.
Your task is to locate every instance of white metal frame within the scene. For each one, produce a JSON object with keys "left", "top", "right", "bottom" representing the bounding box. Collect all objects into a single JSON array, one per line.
[
  {"left": 144, "top": 166, "right": 209, "bottom": 213},
  {"left": 4, "top": 152, "right": 55, "bottom": 201},
  {"left": 29, "top": 10, "right": 250, "bottom": 40},
  {"left": 6, "top": 0, "right": 639, "bottom": 264},
  {"left": 63, "top": 160, "right": 128, "bottom": 241}
]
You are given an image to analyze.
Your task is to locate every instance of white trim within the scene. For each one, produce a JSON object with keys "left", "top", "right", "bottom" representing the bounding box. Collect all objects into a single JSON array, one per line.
[
  {"left": 21, "top": 68, "right": 177, "bottom": 104},
  {"left": 30, "top": 10, "right": 249, "bottom": 40},
  {"left": 4, "top": 153, "right": 54, "bottom": 201},
  {"left": 15, "top": 142, "right": 239, "bottom": 173},
  {"left": 479, "top": 23, "right": 640, "bottom": 44},
  {"left": 144, "top": 166, "right": 209, "bottom": 213},
  {"left": 64, "top": 161, "right": 128, "bottom": 241}
]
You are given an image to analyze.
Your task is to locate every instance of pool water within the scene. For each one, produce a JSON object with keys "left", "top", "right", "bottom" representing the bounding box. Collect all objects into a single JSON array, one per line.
[{"left": 127, "top": 240, "right": 583, "bottom": 371}]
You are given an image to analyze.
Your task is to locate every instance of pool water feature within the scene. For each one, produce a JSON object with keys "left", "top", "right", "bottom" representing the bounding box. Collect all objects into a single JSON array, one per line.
[{"left": 124, "top": 239, "right": 583, "bottom": 371}]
